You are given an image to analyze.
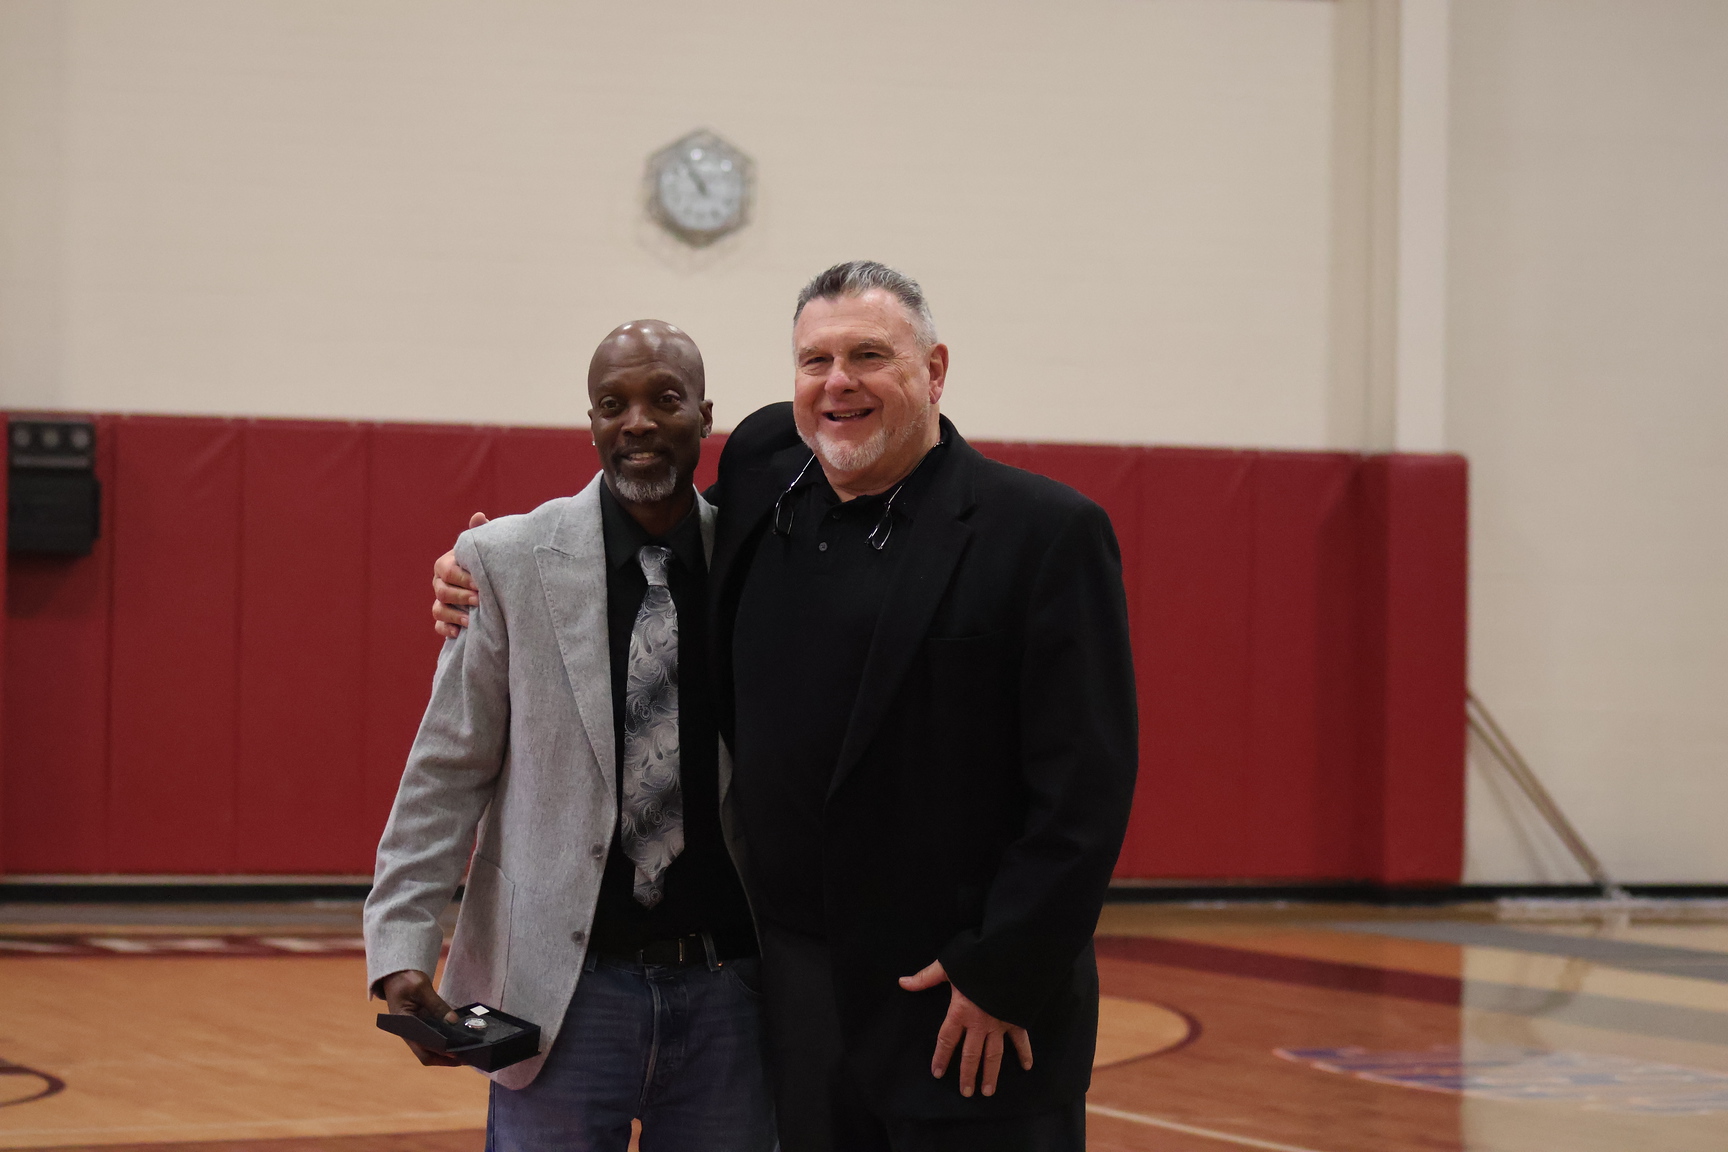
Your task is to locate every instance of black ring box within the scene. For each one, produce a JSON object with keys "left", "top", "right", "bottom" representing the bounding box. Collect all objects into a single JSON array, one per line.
[{"left": 376, "top": 1003, "right": 541, "bottom": 1072}]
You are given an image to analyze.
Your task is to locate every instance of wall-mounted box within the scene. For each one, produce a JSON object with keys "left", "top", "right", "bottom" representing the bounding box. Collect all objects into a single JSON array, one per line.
[{"left": 8, "top": 418, "right": 101, "bottom": 556}]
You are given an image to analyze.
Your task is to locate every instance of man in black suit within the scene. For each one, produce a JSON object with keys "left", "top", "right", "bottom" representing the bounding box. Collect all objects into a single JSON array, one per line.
[{"left": 434, "top": 262, "right": 1137, "bottom": 1151}]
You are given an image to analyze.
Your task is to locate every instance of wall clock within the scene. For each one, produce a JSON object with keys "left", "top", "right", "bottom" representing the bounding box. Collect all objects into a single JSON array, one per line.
[{"left": 646, "top": 129, "right": 753, "bottom": 246}]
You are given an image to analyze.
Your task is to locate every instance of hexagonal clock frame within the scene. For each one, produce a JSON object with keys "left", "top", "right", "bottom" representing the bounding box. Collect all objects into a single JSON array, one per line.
[{"left": 645, "top": 129, "right": 755, "bottom": 247}]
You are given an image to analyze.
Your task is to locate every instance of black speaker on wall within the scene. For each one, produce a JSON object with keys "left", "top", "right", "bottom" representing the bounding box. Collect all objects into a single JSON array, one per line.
[{"left": 8, "top": 418, "right": 101, "bottom": 556}]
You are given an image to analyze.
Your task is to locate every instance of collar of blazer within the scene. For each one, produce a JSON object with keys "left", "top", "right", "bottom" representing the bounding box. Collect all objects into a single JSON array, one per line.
[
  {"left": 713, "top": 409, "right": 981, "bottom": 803},
  {"left": 533, "top": 472, "right": 718, "bottom": 784}
]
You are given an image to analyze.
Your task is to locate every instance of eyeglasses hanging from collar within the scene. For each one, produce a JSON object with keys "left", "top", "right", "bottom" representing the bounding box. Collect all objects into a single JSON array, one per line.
[
  {"left": 865, "top": 482, "right": 907, "bottom": 551},
  {"left": 771, "top": 454, "right": 818, "bottom": 538},
  {"left": 770, "top": 452, "right": 906, "bottom": 553}
]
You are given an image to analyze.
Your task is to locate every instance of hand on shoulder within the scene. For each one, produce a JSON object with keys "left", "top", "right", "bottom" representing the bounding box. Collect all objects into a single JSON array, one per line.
[{"left": 432, "top": 512, "right": 487, "bottom": 637}]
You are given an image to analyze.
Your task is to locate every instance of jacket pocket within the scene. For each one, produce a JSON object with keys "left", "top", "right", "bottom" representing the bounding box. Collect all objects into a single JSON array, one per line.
[{"left": 446, "top": 855, "right": 514, "bottom": 1007}]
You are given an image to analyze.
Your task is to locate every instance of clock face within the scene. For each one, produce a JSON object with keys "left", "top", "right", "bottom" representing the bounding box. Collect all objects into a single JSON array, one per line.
[{"left": 648, "top": 130, "right": 753, "bottom": 245}]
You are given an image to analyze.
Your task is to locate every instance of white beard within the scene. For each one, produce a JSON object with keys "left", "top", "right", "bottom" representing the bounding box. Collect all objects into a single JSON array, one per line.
[
  {"left": 611, "top": 470, "right": 679, "bottom": 504},
  {"left": 806, "top": 423, "right": 887, "bottom": 472},
  {"left": 803, "top": 414, "right": 924, "bottom": 474}
]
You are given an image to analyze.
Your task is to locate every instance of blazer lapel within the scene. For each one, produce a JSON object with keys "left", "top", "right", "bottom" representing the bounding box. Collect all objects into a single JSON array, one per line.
[
  {"left": 828, "top": 430, "right": 979, "bottom": 801},
  {"left": 709, "top": 442, "right": 818, "bottom": 747},
  {"left": 533, "top": 473, "right": 614, "bottom": 784},
  {"left": 697, "top": 492, "right": 717, "bottom": 566},
  {"left": 709, "top": 443, "right": 811, "bottom": 601}
]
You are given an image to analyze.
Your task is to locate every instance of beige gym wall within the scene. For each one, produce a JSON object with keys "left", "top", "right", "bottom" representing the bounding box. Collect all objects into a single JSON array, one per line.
[
  {"left": 5, "top": 0, "right": 1725, "bottom": 884},
  {"left": 0, "top": 0, "right": 1335, "bottom": 446},
  {"left": 1450, "top": 0, "right": 1728, "bottom": 884}
]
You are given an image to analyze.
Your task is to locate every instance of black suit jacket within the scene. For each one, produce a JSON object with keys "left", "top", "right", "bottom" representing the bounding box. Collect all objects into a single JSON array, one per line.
[{"left": 708, "top": 403, "right": 1138, "bottom": 1118}]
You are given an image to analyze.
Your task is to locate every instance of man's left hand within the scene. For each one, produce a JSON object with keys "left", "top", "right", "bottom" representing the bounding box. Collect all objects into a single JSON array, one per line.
[{"left": 899, "top": 960, "right": 1033, "bottom": 1098}]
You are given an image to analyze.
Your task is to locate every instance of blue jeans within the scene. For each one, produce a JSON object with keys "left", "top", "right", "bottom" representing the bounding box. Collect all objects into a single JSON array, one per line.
[{"left": 486, "top": 951, "right": 776, "bottom": 1152}]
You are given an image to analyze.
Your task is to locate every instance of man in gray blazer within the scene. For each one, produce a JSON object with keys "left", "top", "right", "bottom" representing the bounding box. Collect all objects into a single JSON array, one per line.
[{"left": 364, "top": 320, "right": 774, "bottom": 1151}]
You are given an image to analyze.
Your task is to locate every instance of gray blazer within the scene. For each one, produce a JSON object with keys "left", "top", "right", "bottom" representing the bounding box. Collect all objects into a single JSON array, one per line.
[{"left": 363, "top": 473, "right": 744, "bottom": 1089}]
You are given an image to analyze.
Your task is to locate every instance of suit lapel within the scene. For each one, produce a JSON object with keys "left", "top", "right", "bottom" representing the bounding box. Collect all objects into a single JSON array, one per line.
[
  {"left": 697, "top": 492, "right": 717, "bottom": 566},
  {"left": 533, "top": 473, "right": 614, "bottom": 784},
  {"left": 828, "top": 431, "right": 979, "bottom": 801},
  {"left": 708, "top": 442, "right": 817, "bottom": 748},
  {"left": 709, "top": 443, "right": 811, "bottom": 601}
]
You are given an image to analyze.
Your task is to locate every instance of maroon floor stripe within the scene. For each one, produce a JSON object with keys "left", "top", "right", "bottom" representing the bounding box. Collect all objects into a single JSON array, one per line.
[{"left": 1094, "top": 935, "right": 1464, "bottom": 1006}]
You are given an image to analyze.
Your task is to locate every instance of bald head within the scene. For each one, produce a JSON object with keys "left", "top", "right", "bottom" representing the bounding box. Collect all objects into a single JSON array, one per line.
[
  {"left": 588, "top": 319, "right": 705, "bottom": 399},
  {"left": 586, "top": 319, "right": 713, "bottom": 529}
]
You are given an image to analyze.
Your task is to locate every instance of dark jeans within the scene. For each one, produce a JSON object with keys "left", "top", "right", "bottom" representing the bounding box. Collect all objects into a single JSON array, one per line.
[
  {"left": 759, "top": 924, "right": 1086, "bottom": 1152},
  {"left": 486, "top": 951, "right": 775, "bottom": 1152}
]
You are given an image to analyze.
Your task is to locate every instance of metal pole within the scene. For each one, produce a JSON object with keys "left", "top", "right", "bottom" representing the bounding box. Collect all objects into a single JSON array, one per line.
[{"left": 1466, "top": 692, "right": 1626, "bottom": 899}]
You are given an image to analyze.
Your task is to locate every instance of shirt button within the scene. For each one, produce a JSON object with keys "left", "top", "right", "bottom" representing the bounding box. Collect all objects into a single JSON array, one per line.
[
  {"left": 590, "top": 843, "right": 606, "bottom": 859},
  {"left": 818, "top": 542, "right": 829, "bottom": 552},
  {"left": 571, "top": 929, "right": 586, "bottom": 944}
]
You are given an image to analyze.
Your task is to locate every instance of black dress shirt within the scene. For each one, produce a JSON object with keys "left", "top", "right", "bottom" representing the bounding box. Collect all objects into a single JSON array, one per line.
[
  {"left": 588, "top": 483, "right": 755, "bottom": 955},
  {"left": 731, "top": 441, "right": 950, "bottom": 938}
]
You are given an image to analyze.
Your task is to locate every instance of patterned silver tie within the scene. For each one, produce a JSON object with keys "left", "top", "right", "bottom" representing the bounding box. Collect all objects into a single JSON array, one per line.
[{"left": 619, "top": 545, "right": 684, "bottom": 907}]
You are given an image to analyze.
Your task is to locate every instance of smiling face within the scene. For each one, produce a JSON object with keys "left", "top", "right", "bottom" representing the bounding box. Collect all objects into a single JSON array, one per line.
[
  {"left": 587, "top": 321, "right": 712, "bottom": 510},
  {"left": 792, "top": 289, "right": 948, "bottom": 499}
]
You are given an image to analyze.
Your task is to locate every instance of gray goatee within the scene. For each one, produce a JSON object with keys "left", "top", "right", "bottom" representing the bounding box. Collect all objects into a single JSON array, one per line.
[{"left": 612, "top": 470, "right": 680, "bottom": 504}]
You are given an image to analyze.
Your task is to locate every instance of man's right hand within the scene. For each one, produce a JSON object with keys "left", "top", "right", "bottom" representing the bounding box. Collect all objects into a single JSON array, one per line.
[
  {"left": 377, "top": 969, "right": 463, "bottom": 1066},
  {"left": 432, "top": 512, "right": 487, "bottom": 638}
]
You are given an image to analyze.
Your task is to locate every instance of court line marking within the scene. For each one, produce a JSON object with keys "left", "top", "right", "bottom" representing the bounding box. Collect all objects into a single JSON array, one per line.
[{"left": 1086, "top": 1103, "right": 1330, "bottom": 1152}]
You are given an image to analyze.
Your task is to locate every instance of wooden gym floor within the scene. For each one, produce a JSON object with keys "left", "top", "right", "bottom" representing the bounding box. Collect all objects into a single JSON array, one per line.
[{"left": 5, "top": 899, "right": 1727, "bottom": 1150}]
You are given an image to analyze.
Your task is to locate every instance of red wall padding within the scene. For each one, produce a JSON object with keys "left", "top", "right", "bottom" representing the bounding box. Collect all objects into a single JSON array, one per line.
[
  {"left": 108, "top": 419, "right": 244, "bottom": 871},
  {"left": 237, "top": 423, "right": 369, "bottom": 872},
  {"left": 1, "top": 414, "right": 1465, "bottom": 883},
  {"left": 1361, "top": 456, "right": 1470, "bottom": 884},
  {"left": 4, "top": 420, "right": 115, "bottom": 873}
]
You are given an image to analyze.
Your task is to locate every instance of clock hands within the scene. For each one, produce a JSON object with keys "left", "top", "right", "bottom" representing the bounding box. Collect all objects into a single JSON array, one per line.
[
  {"left": 682, "top": 159, "right": 710, "bottom": 198},
  {"left": 649, "top": 131, "right": 751, "bottom": 243}
]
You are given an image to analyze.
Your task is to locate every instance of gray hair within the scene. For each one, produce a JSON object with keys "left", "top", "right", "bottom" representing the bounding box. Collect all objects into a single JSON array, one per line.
[{"left": 793, "top": 261, "right": 940, "bottom": 349}]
